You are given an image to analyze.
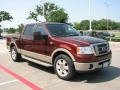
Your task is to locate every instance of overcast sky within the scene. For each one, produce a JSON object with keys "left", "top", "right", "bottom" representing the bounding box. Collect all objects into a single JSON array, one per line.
[{"left": 0, "top": 0, "right": 120, "bottom": 28}]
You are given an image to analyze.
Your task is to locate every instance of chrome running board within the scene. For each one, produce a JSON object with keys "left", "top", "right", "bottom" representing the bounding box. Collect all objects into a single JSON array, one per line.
[{"left": 22, "top": 55, "right": 52, "bottom": 67}]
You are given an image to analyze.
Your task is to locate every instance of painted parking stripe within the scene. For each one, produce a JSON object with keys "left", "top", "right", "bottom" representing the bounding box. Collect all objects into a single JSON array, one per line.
[
  {"left": 0, "top": 50, "right": 8, "bottom": 53},
  {"left": 0, "top": 64, "right": 42, "bottom": 90},
  {"left": 0, "top": 80, "right": 18, "bottom": 86}
]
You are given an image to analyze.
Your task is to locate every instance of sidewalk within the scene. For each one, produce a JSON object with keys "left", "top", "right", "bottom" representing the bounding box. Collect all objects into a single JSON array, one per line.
[{"left": 109, "top": 41, "right": 120, "bottom": 44}]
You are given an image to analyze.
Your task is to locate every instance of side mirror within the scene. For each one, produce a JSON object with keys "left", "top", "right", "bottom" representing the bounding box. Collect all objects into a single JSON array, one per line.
[{"left": 33, "top": 32, "right": 48, "bottom": 40}]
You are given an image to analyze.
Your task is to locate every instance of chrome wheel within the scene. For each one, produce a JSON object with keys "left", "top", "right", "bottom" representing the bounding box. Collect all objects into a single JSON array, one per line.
[
  {"left": 10, "top": 46, "right": 21, "bottom": 62},
  {"left": 56, "top": 59, "right": 69, "bottom": 77},
  {"left": 11, "top": 48, "right": 17, "bottom": 60},
  {"left": 54, "top": 54, "right": 75, "bottom": 80}
]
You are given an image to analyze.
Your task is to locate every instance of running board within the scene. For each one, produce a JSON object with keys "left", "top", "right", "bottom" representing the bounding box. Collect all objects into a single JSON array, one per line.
[{"left": 22, "top": 55, "right": 52, "bottom": 67}]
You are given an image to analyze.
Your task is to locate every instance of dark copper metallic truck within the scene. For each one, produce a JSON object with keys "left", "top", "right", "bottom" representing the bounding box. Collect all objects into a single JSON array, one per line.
[{"left": 7, "top": 22, "right": 112, "bottom": 80}]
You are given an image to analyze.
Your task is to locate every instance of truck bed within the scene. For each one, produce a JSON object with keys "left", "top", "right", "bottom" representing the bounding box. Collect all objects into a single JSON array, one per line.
[{"left": 6, "top": 34, "right": 20, "bottom": 48}]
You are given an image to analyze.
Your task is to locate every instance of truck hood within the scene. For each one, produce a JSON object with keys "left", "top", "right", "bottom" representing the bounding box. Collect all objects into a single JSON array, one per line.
[{"left": 55, "top": 36, "right": 107, "bottom": 46}]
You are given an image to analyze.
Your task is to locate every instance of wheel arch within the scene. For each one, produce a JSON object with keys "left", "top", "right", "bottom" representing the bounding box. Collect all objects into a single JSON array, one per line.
[
  {"left": 10, "top": 42, "right": 20, "bottom": 53},
  {"left": 51, "top": 48, "right": 75, "bottom": 64},
  {"left": 10, "top": 43, "right": 15, "bottom": 49}
]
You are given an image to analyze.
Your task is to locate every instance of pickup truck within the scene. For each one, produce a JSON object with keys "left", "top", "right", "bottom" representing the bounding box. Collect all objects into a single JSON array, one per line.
[{"left": 6, "top": 22, "right": 112, "bottom": 80}]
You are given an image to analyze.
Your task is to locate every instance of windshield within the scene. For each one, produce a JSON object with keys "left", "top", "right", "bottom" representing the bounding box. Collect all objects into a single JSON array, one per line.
[{"left": 46, "top": 24, "right": 80, "bottom": 37}]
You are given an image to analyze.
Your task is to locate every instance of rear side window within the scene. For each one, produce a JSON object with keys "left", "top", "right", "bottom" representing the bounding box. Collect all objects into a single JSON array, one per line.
[
  {"left": 35, "top": 25, "right": 47, "bottom": 35},
  {"left": 23, "top": 25, "right": 34, "bottom": 36}
]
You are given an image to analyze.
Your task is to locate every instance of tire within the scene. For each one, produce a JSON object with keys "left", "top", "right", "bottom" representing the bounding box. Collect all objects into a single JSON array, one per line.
[
  {"left": 54, "top": 54, "right": 75, "bottom": 80},
  {"left": 10, "top": 46, "right": 21, "bottom": 62}
]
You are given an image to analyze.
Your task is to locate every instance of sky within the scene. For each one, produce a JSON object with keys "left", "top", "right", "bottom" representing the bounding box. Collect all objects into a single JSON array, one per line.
[{"left": 0, "top": 0, "right": 120, "bottom": 28}]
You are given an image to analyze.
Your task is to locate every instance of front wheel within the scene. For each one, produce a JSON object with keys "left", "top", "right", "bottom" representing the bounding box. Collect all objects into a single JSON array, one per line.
[
  {"left": 11, "top": 46, "right": 21, "bottom": 62},
  {"left": 54, "top": 54, "right": 75, "bottom": 80}
]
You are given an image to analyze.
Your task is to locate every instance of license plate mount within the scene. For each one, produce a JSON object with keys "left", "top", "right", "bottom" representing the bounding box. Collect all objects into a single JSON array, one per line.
[{"left": 102, "top": 62, "right": 109, "bottom": 68}]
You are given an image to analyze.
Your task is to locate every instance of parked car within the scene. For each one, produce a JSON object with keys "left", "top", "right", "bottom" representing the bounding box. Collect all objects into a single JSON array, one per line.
[
  {"left": 96, "top": 32, "right": 106, "bottom": 39},
  {"left": 101, "top": 32, "right": 115, "bottom": 37},
  {"left": 83, "top": 31, "right": 98, "bottom": 37},
  {"left": 6, "top": 23, "right": 112, "bottom": 80},
  {"left": 0, "top": 35, "right": 3, "bottom": 39},
  {"left": 83, "top": 31, "right": 115, "bottom": 39}
]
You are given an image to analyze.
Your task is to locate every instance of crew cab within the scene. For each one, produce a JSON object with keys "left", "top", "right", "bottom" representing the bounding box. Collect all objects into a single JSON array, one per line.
[{"left": 6, "top": 22, "right": 112, "bottom": 80}]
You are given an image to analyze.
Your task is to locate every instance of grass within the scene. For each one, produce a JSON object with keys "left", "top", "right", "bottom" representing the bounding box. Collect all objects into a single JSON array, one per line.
[
  {"left": 105, "top": 32, "right": 120, "bottom": 42},
  {"left": 105, "top": 35, "right": 120, "bottom": 42},
  {"left": 113, "top": 32, "right": 120, "bottom": 37}
]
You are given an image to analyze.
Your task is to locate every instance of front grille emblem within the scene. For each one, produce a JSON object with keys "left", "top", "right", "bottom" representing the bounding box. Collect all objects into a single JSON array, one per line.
[{"left": 92, "top": 43, "right": 109, "bottom": 56}]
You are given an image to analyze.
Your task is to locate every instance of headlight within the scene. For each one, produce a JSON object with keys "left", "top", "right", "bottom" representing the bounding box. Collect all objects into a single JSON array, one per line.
[
  {"left": 107, "top": 43, "right": 110, "bottom": 51},
  {"left": 77, "top": 46, "right": 94, "bottom": 54}
]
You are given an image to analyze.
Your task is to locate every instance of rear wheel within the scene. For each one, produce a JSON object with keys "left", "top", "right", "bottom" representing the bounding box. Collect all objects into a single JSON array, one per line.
[
  {"left": 11, "top": 46, "right": 21, "bottom": 62},
  {"left": 54, "top": 54, "right": 75, "bottom": 80}
]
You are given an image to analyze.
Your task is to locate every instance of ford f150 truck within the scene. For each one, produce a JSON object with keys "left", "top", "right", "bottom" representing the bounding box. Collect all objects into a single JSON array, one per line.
[{"left": 7, "top": 22, "right": 112, "bottom": 80}]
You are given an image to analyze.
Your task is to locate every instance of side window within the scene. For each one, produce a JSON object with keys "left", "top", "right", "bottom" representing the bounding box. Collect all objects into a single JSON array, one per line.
[
  {"left": 23, "top": 25, "right": 34, "bottom": 36},
  {"left": 35, "top": 25, "right": 46, "bottom": 35}
]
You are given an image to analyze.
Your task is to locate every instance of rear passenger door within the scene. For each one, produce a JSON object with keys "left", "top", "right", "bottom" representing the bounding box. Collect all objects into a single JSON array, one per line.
[
  {"left": 21, "top": 24, "right": 35, "bottom": 57},
  {"left": 31, "top": 24, "right": 49, "bottom": 61}
]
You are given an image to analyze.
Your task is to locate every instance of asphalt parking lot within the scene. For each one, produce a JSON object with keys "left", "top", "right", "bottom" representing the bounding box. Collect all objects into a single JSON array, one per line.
[{"left": 0, "top": 39, "right": 120, "bottom": 90}]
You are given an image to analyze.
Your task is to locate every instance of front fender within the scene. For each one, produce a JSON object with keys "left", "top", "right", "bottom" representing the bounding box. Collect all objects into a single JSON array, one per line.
[{"left": 51, "top": 48, "right": 76, "bottom": 61}]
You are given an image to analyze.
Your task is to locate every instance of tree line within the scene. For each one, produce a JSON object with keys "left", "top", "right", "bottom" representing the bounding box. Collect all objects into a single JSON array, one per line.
[
  {"left": 74, "top": 19, "right": 120, "bottom": 30},
  {"left": 3, "top": 24, "right": 24, "bottom": 34},
  {"left": 0, "top": 2, "right": 120, "bottom": 35}
]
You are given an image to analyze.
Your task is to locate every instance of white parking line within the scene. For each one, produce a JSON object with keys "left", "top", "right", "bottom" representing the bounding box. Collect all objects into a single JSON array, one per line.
[
  {"left": 0, "top": 80, "right": 18, "bottom": 86},
  {"left": 0, "top": 51, "right": 8, "bottom": 54}
]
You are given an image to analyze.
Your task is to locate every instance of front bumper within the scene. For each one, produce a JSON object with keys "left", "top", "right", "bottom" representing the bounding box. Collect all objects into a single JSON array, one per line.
[{"left": 74, "top": 59, "right": 111, "bottom": 72}]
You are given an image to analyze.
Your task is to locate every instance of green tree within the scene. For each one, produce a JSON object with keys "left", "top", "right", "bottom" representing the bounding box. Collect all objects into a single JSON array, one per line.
[
  {"left": 117, "top": 22, "right": 120, "bottom": 29},
  {"left": 4, "top": 28, "right": 8, "bottom": 33},
  {"left": 74, "top": 19, "right": 120, "bottom": 30},
  {"left": 92, "top": 19, "right": 119, "bottom": 30},
  {"left": 7, "top": 28, "right": 16, "bottom": 34},
  {"left": 0, "top": 11, "right": 13, "bottom": 36},
  {"left": 17, "top": 24, "right": 24, "bottom": 33},
  {"left": 73, "top": 22, "right": 81, "bottom": 30},
  {"left": 27, "top": 2, "right": 58, "bottom": 21},
  {"left": 98, "top": 19, "right": 108, "bottom": 30},
  {"left": 73, "top": 20, "right": 89, "bottom": 30},
  {"left": 47, "top": 9, "right": 68, "bottom": 23},
  {"left": 92, "top": 20, "right": 98, "bottom": 30},
  {"left": 79, "top": 20, "right": 89, "bottom": 30},
  {"left": 0, "top": 11, "right": 13, "bottom": 22},
  {"left": 3, "top": 24, "right": 24, "bottom": 34},
  {"left": 107, "top": 20, "right": 118, "bottom": 30}
]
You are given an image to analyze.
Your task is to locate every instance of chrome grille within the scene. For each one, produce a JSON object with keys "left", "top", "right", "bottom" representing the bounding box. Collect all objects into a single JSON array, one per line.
[{"left": 92, "top": 43, "right": 110, "bottom": 56}]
